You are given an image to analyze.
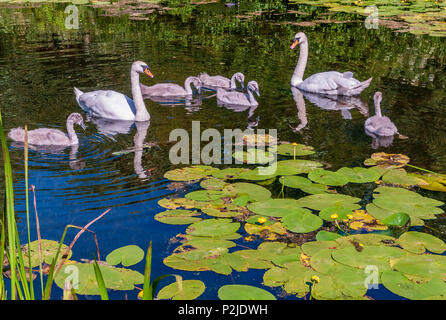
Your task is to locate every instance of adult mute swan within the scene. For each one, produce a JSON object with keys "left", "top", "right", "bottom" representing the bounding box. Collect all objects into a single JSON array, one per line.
[
  {"left": 74, "top": 61, "right": 153, "bottom": 121},
  {"left": 290, "top": 32, "right": 372, "bottom": 96},
  {"left": 198, "top": 72, "right": 245, "bottom": 90},
  {"left": 216, "top": 80, "right": 260, "bottom": 107},
  {"left": 8, "top": 113, "right": 86, "bottom": 146},
  {"left": 140, "top": 76, "right": 202, "bottom": 98}
]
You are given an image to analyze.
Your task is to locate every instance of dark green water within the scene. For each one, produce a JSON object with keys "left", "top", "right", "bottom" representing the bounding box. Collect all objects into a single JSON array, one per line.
[{"left": 1, "top": 1, "right": 446, "bottom": 299}]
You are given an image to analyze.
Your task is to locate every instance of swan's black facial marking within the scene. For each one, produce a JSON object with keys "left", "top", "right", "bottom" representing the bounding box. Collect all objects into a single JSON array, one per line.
[{"left": 141, "top": 64, "right": 154, "bottom": 78}]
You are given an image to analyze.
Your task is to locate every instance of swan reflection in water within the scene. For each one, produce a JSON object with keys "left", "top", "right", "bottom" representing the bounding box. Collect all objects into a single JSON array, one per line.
[
  {"left": 289, "top": 87, "right": 369, "bottom": 133},
  {"left": 87, "top": 116, "right": 153, "bottom": 179}
]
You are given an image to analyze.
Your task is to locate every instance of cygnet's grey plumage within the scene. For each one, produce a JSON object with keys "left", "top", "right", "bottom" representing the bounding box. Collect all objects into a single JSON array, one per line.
[
  {"left": 140, "top": 76, "right": 202, "bottom": 97},
  {"left": 8, "top": 113, "right": 86, "bottom": 146},
  {"left": 216, "top": 80, "right": 260, "bottom": 107},
  {"left": 364, "top": 92, "right": 398, "bottom": 137},
  {"left": 199, "top": 72, "right": 245, "bottom": 90}
]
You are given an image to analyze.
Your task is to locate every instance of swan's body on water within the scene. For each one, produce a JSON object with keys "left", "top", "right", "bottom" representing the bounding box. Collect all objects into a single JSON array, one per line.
[
  {"left": 290, "top": 32, "right": 372, "bottom": 96},
  {"left": 8, "top": 113, "right": 86, "bottom": 146},
  {"left": 199, "top": 72, "right": 245, "bottom": 91},
  {"left": 364, "top": 92, "right": 398, "bottom": 137},
  {"left": 140, "top": 76, "right": 202, "bottom": 98},
  {"left": 74, "top": 61, "right": 153, "bottom": 121},
  {"left": 216, "top": 80, "right": 260, "bottom": 107}
]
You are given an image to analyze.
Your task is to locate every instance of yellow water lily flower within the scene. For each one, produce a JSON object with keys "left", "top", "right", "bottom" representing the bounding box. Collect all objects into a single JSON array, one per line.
[
  {"left": 138, "top": 290, "right": 144, "bottom": 299},
  {"left": 347, "top": 214, "right": 354, "bottom": 220},
  {"left": 257, "top": 217, "right": 267, "bottom": 224},
  {"left": 311, "top": 275, "right": 320, "bottom": 283},
  {"left": 359, "top": 243, "right": 364, "bottom": 247},
  {"left": 330, "top": 213, "right": 339, "bottom": 220}
]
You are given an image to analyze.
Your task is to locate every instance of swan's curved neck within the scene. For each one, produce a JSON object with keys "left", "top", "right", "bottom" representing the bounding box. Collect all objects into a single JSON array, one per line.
[
  {"left": 131, "top": 70, "right": 151, "bottom": 121},
  {"left": 292, "top": 88, "right": 308, "bottom": 131},
  {"left": 247, "top": 89, "right": 258, "bottom": 105},
  {"left": 374, "top": 99, "right": 383, "bottom": 117},
  {"left": 291, "top": 41, "right": 308, "bottom": 87},
  {"left": 184, "top": 77, "right": 195, "bottom": 95},
  {"left": 66, "top": 120, "right": 79, "bottom": 145},
  {"left": 230, "top": 75, "right": 237, "bottom": 89}
]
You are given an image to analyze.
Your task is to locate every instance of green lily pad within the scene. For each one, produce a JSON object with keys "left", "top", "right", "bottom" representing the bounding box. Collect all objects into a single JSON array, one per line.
[
  {"left": 316, "top": 231, "right": 343, "bottom": 241},
  {"left": 54, "top": 262, "right": 144, "bottom": 295},
  {"left": 332, "top": 246, "right": 408, "bottom": 274},
  {"left": 185, "top": 190, "right": 226, "bottom": 201},
  {"left": 158, "top": 197, "right": 198, "bottom": 210},
  {"left": 296, "top": 193, "right": 361, "bottom": 211},
  {"left": 318, "top": 206, "right": 352, "bottom": 221},
  {"left": 382, "top": 168, "right": 428, "bottom": 186},
  {"left": 263, "top": 261, "right": 312, "bottom": 297},
  {"left": 275, "top": 143, "right": 315, "bottom": 157},
  {"left": 154, "top": 209, "right": 202, "bottom": 225},
  {"left": 186, "top": 219, "right": 241, "bottom": 239},
  {"left": 281, "top": 211, "right": 323, "bottom": 233},
  {"left": 218, "top": 284, "right": 276, "bottom": 300},
  {"left": 409, "top": 173, "right": 446, "bottom": 192},
  {"left": 247, "top": 199, "right": 310, "bottom": 217},
  {"left": 233, "top": 148, "right": 275, "bottom": 164},
  {"left": 212, "top": 168, "right": 250, "bottom": 180},
  {"left": 280, "top": 175, "right": 329, "bottom": 194},
  {"left": 336, "top": 167, "right": 381, "bottom": 183},
  {"left": 381, "top": 212, "right": 410, "bottom": 227},
  {"left": 390, "top": 254, "right": 446, "bottom": 281},
  {"left": 200, "top": 178, "right": 228, "bottom": 190},
  {"left": 157, "top": 280, "right": 206, "bottom": 300},
  {"left": 164, "top": 165, "right": 216, "bottom": 182},
  {"left": 22, "top": 239, "right": 72, "bottom": 268},
  {"left": 382, "top": 271, "right": 446, "bottom": 300},
  {"left": 366, "top": 203, "right": 424, "bottom": 227},
  {"left": 106, "top": 245, "right": 145, "bottom": 267},
  {"left": 222, "top": 182, "right": 272, "bottom": 202},
  {"left": 308, "top": 169, "right": 349, "bottom": 186},
  {"left": 397, "top": 231, "right": 446, "bottom": 254},
  {"left": 276, "top": 159, "right": 323, "bottom": 174}
]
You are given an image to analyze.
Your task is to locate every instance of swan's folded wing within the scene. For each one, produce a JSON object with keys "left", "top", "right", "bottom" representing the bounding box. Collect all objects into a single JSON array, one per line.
[{"left": 79, "top": 90, "right": 135, "bottom": 120}]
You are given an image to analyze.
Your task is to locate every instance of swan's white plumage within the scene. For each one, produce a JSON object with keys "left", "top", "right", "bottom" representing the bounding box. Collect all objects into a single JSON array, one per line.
[
  {"left": 291, "top": 32, "right": 372, "bottom": 96},
  {"left": 74, "top": 61, "right": 152, "bottom": 121}
]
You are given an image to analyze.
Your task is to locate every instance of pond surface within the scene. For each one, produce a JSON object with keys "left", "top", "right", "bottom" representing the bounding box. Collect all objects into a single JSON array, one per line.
[{"left": 1, "top": 1, "right": 446, "bottom": 299}]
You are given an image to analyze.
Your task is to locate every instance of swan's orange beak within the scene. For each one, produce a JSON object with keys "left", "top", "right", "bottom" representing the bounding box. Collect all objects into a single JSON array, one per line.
[
  {"left": 144, "top": 68, "right": 154, "bottom": 78},
  {"left": 290, "top": 39, "right": 299, "bottom": 49}
]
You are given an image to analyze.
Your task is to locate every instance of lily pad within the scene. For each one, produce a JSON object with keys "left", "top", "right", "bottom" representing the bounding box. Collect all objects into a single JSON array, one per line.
[
  {"left": 397, "top": 231, "right": 446, "bottom": 254},
  {"left": 233, "top": 148, "right": 275, "bottom": 164},
  {"left": 275, "top": 143, "right": 315, "bottom": 157},
  {"left": 336, "top": 167, "right": 381, "bottom": 183},
  {"left": 106, "top": 245, "right": 145, "bottom": 267},
  {"left": 280, "top": 175, "right": 329, "bottom": 194},
  {"left": 218, "top": 284, "right": 276, "bottom": 300},
  {"left": 186, "top": 219, "right": 241, "bottom": 240},
  {"left": 409, "top": 173, "right": 446, "bottom": 192},
  {"left": 296, "top": 193, "right": 361, "bottom": 211},
  {"left": 157, "top": 280, "right": 206, "bottom": 300},
  {"left": 22, "top": 239, "right": 72, "bottom": 268},
  {"left": 154, "top": 209, "right": 202, "bottom": 225},
  {"left": 318, "top": 206, "right": 352, "bottom": 221},
  {"left": 247, "top": 199, "right": 310, "bottom": 217},
  {"left": 54, "top": 262, "right": 144, "bottom": 295},
  {"left": 308, "top": 169, "right": 349, "bottom": 186},
  {"left": 164, "top": 165, "right": 216, "bottom": 182},
  {"left": 381, "top": 271, "right": 446, "bottom": 300},
  {"left": 281, "top": 211, "right": 323, "bottom": 233},
  {"left": 316, "top": 231, "right": 343, "bottom": 241},
  {"left": 222, "top": 182, "right": 272, "bottom": 202},
  {"left": 382, "top": 168, "right": 428, "bottom": 186}
]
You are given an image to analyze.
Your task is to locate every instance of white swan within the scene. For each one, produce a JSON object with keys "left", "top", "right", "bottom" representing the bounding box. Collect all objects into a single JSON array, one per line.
[
  {"left": 216, "top": 80, "right": 260, "bottom": 107},
  {"left": 8, "top": 113, "right": 86, "bottom": 146},
  {"left": 74, "top": 61, "right": 153, "bottom": 121},
  {"left": 140, "top": 76, "right": 202, "bottom": 98},
  {"left": 199, "top": 72, "right": 245, "bottom": 90},
  {"left": 290, "top": 32, "right": 372, "bottom": 96}
]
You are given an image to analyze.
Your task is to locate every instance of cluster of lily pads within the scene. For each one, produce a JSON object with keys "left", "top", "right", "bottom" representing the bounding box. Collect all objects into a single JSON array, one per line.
[
  {"left": 290, "top": 0, "right": 446, "bottom": 36},
  {"left": 156, "top": 142, "right": 446, "bottom": 299}
]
